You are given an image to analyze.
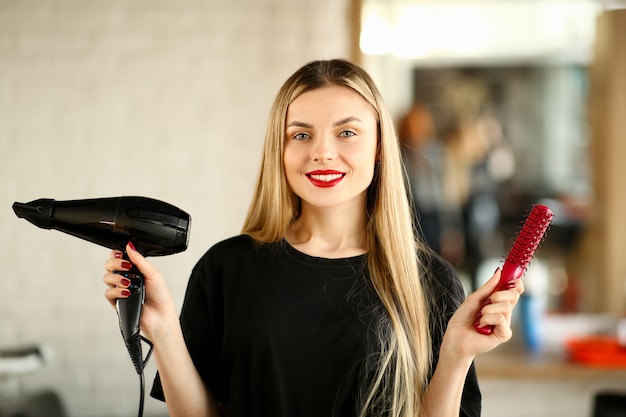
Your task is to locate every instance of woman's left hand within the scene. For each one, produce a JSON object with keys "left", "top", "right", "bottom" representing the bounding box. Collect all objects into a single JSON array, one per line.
[{"left": 441, "top": 268, "right": 524, "bottom": 362}]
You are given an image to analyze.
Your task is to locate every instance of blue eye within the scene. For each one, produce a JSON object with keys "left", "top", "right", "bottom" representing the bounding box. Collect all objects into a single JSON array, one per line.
[{"left": 293, "top": 132, "right": 310, "bottom": 140}]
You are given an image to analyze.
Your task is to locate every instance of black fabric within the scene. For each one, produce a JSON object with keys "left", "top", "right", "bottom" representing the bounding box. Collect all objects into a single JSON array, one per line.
[
  {"left": 150, "top": 235, "right": 481, "bottom": 416},
  {"left": 592, "top": 392, "right": 626, "bottom": 417}
]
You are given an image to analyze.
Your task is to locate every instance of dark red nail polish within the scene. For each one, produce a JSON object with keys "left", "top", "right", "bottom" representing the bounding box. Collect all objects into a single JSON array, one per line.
[
  {"left": 114, "top": 252, "right": 123, "bottom": 259},
  {"left": 121, "top": 290, "right": 131, "bottom": 297},
  {"left": 506, "top": 281, "right": 516, "bottom": 289},
  {"left": 128, "top": 241, "right": 136, "bottom": 252},
  {"left": 120, "top": 278, "right": 131, "bottom": 287},
  {"left": 121, "top": 261, "right": 132, "bottom": 270}
]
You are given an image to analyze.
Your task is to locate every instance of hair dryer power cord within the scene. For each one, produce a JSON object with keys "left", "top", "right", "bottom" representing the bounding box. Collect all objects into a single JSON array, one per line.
[
  {"left": 125, "top": 334, "right": 153, "bottom": 417},
  {"left": 138, "top": 370, "right": 145, "bottom": 417}
]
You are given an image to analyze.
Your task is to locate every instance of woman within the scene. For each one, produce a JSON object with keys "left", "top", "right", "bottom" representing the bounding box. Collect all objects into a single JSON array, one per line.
[{"left": 103, "top": 59, "right": 521, "bottom": 417}]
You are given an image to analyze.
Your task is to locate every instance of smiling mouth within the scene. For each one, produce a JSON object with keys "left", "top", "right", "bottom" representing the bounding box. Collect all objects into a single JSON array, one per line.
[
  {"left": 306, "top": 171, "right": 346, "bottom": 187},
  {"left": 308, "top": 173, "right": 344, "bottom": 182}
]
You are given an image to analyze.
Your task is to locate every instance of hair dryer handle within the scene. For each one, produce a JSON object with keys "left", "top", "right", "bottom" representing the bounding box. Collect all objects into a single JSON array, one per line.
[{"left": 116, "top": 257, "right": 153, "bottom": 374}]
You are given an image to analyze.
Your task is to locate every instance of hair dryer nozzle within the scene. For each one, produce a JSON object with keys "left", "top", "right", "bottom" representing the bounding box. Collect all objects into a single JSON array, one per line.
[{"left": 12, "top": 199, "right": 55, "bottom": 229}]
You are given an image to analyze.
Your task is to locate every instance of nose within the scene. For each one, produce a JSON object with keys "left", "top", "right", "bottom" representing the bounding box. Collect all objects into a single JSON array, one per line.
[{"left": 310, "top": 137, "right": 336, "bottom": 162}]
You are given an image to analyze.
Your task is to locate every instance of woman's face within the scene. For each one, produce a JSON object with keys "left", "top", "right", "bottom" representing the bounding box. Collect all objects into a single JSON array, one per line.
[{"left": 283, "top": 85, "right": 378, "bottom": 213}]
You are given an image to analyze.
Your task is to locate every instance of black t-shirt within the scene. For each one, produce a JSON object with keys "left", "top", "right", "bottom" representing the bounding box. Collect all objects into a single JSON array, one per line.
[{"left": 151, "top": 235, "right": 481, "bottom": 416}]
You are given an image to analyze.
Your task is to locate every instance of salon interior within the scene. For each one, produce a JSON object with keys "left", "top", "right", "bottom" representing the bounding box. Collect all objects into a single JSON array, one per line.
[{"left": 359, "top": 1, "right": 626, "bottom": 416}]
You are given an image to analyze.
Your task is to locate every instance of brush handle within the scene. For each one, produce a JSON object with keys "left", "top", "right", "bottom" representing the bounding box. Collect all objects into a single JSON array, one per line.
[{"left": 475, "top": 204, "right": 553, "bottom": 335}]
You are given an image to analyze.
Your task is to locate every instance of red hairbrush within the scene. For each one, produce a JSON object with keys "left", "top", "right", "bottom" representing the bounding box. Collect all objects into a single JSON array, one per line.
[{"left": 475, "top": 204, "right": 554, "bottom": 335}]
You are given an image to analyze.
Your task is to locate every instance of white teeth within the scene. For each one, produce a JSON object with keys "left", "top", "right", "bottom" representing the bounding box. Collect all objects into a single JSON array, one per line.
[{"left": 310, "top": 174, "right": 343, "bottom": 182}]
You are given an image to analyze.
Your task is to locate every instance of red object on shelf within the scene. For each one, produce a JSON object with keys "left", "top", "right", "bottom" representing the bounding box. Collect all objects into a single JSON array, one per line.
[{"left": 566, "top": 336, "right": 626, "bottom": 368}]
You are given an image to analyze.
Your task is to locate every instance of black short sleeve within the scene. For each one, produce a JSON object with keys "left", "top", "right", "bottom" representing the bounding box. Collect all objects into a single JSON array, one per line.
[{"left": 151, "top": 237, "right": 481, "bottom": 416}]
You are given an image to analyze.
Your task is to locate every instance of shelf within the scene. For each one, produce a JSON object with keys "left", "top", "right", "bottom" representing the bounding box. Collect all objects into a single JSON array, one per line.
[{"left": 475, "top": 344, "right": 626, "bottom": 380}]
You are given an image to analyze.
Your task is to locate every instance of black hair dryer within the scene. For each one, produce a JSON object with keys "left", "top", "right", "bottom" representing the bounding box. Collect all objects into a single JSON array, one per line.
[{"left": 12, "top": 196, "right": 191, "bottom": 374}]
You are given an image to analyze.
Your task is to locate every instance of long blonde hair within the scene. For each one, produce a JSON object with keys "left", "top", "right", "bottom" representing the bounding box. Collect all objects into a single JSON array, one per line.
[{"left": 241, "top": 59, "right": 431, "bottom": 417}]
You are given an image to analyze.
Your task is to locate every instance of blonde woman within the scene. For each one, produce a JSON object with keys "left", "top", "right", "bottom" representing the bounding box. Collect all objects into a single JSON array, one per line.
[{"left": 104, "top": 59, "right": 521, "bottom": 417}]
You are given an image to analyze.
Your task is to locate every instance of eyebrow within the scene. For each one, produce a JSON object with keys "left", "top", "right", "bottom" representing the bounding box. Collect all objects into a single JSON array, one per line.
[
  {"left": 286, "top": 121, "right": 312, "bottom": 129},
  {"left": 286, "top": 116, "right": 363, "bottom": 129},
  {"left": 334, "top": 116, "right": 363, "bottom": 127}
]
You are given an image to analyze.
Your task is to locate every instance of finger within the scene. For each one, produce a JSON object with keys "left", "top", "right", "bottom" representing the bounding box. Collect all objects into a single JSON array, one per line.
[
  {"left": 481, "top": 267, "right": 502, "bottom": 293},
  {"left": 498, "top": 278, "right": 525, "bottom": 295},
  {"left": 125, "top": 242, "right": 158, "bottom": 278},
  {"left": 480, "top": 299, "right": 514, "bottom": 318},
  {"left": 103, "top": 270, "right": 134, "bottom": 288},
  {"left": 467, "top": 267, "right": 502, "bottom": 306},
  {"left": 481, "top": 283, "right": 522, "bottom": 317},
  {"left": 104, "top": 257, "right": 134, "bottom": 274},
  {"left": 488, "top": 285, "right": 522, "bottom": 305},
  {"left": 473, "top": 276, "right": 526, "bottom": 340},
  {"left": 491, "top": 321, "right": 513, "bottom": 341},
  {"left": 476, "top": 307, "right": 512, "bottom": 335},
  {"left": 104, "top": 285, "right": 131, "bottom": 307},
  {"left": 476, "top": 286, "right": 519, "bottom": 327},
  {"left": 485, "top": 306, "right": 514, "bottom": 341}
]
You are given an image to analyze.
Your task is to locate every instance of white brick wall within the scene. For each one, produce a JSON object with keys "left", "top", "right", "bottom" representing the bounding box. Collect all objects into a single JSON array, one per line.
[{"left": 0, "top": 1, "right": 350, "bottom": 416}]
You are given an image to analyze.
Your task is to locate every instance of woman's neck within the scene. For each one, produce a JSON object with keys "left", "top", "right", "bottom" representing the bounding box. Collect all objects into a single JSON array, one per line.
[{"left": 285, "top": 205, "right": 368, "bottom": 259}]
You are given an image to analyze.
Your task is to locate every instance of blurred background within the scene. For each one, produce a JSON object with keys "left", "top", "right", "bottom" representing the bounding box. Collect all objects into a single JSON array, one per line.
[{"left": 1, "top": 1, "right": 625, "bottom": 416}]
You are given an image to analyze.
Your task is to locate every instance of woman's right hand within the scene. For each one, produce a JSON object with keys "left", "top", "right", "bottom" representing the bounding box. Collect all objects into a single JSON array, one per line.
[
  {"left": 103, "top": 242, "right": 179, "bottom": 343},
  {"left": 104, "top": 245, "right": 221, "bottom": 416}
]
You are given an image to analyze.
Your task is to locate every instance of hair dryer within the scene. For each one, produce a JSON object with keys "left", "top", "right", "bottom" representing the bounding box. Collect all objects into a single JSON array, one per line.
[{"left": 12, "top": 196, "right": 191, "bottom": 375}]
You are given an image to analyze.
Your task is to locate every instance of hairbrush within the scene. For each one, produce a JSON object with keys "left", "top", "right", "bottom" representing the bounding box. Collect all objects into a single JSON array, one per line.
[{"left": 475, "top": 204, "right": 554, "bottom": 335}]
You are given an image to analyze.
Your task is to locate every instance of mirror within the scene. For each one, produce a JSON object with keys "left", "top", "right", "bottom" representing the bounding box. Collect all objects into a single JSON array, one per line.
[{"left": 360, "top": 0, "right": 601, "bottom": 312}]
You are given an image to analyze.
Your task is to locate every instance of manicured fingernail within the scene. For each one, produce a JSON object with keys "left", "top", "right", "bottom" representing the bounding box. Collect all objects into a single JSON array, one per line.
[
  {"left": 494, "top": 267, "right": 501, "bottom": 274},
  {"left": 128, "top": 241, "right": 136, "bottom": 252},
  {"left": 506, "top": 281, "right": 516, "bottom": 289},
  {"left": 121, "top": 261, "right": 132, "bottom": 270},
  {"left": 121, "top": 290, "right": 131, "bottom": 296},
  {"left": 120, "top": 278, "right": 131, "bottom": 287},
  {"left": 114, "top": 252, "right": 123, "bottom": 259}
]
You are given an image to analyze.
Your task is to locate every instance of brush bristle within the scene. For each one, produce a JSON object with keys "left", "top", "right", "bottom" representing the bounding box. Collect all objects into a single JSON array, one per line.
[{"left": 506, "top": 204, "right": 554, "bottom": 267}]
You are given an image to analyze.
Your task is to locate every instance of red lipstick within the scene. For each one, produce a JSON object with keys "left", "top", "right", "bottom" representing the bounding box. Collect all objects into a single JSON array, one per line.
[{"left": 306, "top": 170, "right": 345, "bottom": 188}]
